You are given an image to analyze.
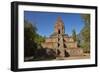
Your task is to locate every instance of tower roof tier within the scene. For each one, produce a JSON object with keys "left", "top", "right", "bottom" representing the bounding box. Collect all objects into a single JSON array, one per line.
[{"left": 54, "top": 16, "right": 65, "bottom": 34}]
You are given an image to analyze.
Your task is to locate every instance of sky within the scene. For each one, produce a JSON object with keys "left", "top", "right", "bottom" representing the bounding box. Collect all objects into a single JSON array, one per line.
[{"left": 24, "top": 11, "right": 85, "bottom": 37}]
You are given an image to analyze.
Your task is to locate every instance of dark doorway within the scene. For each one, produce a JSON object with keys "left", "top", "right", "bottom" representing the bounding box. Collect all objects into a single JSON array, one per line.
[
  {"left": 58, "top": 43, "right": 60, "bottom": 47},
  {"left": 58, "top": 29, "right": 60, "bottom": 34},
  {"left": 65, "top": 50, "right": 70, "bottom": 57},
  {"left": 57, "top": 49, "right": 60, "bottom": 56},
  {"left": 64, "top": 44, "right": 67, "bottom": 48}
]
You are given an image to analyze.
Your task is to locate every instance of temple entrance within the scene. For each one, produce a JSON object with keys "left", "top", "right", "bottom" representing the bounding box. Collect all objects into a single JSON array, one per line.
[
  {"left": 65, "top": 50, "right": 70, "bottom": 57},
  {"left": 57, "top": 49, "right": 60, "bottom": 56}
]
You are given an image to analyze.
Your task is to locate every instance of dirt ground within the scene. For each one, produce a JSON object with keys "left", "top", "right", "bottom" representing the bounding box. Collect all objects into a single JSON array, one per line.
[{"left": 56, "top": 53, "right": 90, "bottom": 60}]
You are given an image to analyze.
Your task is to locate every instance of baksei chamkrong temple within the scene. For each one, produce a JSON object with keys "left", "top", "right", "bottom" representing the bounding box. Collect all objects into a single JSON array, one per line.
[{"left": 41, "top": 16, "right": 83, "bottom": 57}]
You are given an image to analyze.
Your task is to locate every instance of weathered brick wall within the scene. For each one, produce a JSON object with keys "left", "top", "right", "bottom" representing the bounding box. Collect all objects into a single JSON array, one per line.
[
  {"left": 65, "top": 48, "right": 83, "bottom": 56},
  {"left": 64, "top": 42, "right": 77, "bottom": 49}
]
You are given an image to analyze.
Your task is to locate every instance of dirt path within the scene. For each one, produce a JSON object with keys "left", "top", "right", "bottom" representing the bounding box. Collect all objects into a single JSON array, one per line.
[{"left": 56, "top": 53, "right": 90, "bottom": 60}]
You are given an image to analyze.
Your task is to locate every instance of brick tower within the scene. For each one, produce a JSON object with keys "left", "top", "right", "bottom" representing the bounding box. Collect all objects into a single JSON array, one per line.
[{"left": 54, "top": 16, "right": 65, "bottom": 57}]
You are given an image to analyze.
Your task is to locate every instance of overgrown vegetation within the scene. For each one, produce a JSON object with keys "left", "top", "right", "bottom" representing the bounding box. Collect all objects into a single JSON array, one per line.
[
  {"left": 72, "top": 29, "right": 77, "bottom": 42},
  {"left": 24, "top": 20, "right": 55, "bottom": 61},
  {"left": 79, "top": 14, "right": 90, "bottom": 53}
]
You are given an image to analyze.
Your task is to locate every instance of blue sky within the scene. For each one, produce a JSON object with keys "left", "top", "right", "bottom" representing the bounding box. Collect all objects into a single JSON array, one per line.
[{"left": 24, "top": 11, "right": 85, "bottom": 37}]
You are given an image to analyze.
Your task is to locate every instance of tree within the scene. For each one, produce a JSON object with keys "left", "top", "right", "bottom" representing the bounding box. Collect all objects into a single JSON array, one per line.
[
  {"left": 81, "top": 14, "right": 90, "bottom": 26},
  {"left": 24, "top": 20, "right": 38, "bottom": 57},
  {"left": 81, "top": 14, "right": 90, "bottom": 42},
  {"left": 72, "top": 29, "right": 77, "bottom": 42},
  {"left": 80, "top": 14, "right": 90, "bottom": 53},
  {"left": 35, "top": 34, "right": 45, "bottom": 48},
  {"left": 24, "top": 19, "right": 45, "bottom": 57}
]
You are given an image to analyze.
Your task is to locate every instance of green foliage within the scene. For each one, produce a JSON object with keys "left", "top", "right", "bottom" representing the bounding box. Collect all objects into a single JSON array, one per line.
[
  {"left": 81, "top": 14, "right": 90, "bottom": 43},
  {"left": 80, "top": 42, "right": 90, "bottom": 53},
  {"left": 79, "top": 14, "right": 90, "bottom": 53},
  {"left": 24, "top": 20, "right": 56, "bottom": 61},
  {"left": 81, "top": 14, "right": 90, "bottom": 26},
  {"left": 35, "top": 34, "right": 45, "bottom": 45},
  {"left": 77, "top": 37, "right": 81, "bottom": 47},
  {"left": 24, "top": 19, "right": 45, "bottom": 57},
  {"left": 72, "top": 29, "right": 77, "bottom": 42},
  {"left": 81, "top": 26, "right": 90, "bottom": 42},
  {"left": 24, "top": 20, "right": 38, "bottom": 57}
]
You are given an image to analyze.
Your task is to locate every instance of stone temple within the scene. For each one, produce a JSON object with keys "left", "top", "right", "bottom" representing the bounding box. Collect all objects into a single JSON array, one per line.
[{"left": 41, "top": 16, "right": 83, "bottom": 57}]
